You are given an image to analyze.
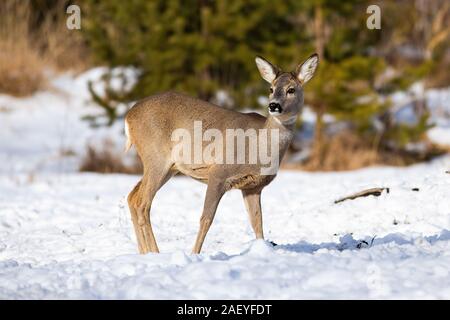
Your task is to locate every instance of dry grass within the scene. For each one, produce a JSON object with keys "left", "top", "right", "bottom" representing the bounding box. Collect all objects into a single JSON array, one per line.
[
  {"left": 0, "top": 1, "right": 44, "bottom": 96},
  {"left": 284, "top": 131, "right": 446, "bottom": 172},
  {"left": 0, "top": 1, "right": 89, "bottom": 97},
  {"left": 295, "top": 132, "right": 380, "bottom": 171},
  {"left": 80, "top": 140, "right": 142, "bottom": 174}
]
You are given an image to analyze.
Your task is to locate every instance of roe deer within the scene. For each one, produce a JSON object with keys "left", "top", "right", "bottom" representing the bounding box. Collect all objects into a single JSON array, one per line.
[{"left": 125, "top": 54, "right": 319, "bottom": 254}]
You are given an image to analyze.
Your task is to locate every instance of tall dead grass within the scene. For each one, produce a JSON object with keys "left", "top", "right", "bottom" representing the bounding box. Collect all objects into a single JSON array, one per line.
[
  {"left": 299, "top": 132, "right": 380, "bottom": 171},
  {"left": 79, "top": 140, "right": 143, "bottom": 174},
  {"left": 285, "top": 131, "right": 446, "bottom": 172},
  {"left": 0, "top": 1, "right": 89, "bottom": 97}
]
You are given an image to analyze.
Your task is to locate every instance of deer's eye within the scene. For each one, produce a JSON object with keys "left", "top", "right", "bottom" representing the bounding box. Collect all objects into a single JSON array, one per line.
[
  {"left": 287, "top": 88, "right": 295, "bottom": 94},
  {"left": 269, "top": 88, "right": 274, "bottom": 94}
]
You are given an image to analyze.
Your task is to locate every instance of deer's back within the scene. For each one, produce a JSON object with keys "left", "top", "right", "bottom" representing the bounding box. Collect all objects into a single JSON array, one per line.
[
  {"left": 126, "top": 91, "right": 267, "bottom": 147},
  {"left": 127, "top": 91, "right": 264, "bottom": 129}
]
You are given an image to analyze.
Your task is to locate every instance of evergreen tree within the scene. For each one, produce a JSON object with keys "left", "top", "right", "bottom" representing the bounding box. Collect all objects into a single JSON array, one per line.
[
  {"left": 80, "top": 0, "right": 443, "bottom": 167},
  {"left": 81, "top": 0, "right": 308, "bottom": 111}
]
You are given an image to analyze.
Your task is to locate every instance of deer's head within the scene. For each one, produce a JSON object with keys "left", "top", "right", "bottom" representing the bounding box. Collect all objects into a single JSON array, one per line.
[{"left": 255, "top": 54, "right": 319, "bottom": 125}]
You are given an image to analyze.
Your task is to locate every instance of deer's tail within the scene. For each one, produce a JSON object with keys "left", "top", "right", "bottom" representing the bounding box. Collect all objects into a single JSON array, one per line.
[{"left": 124, "top": 118, "right": 132, "bottom": 153}]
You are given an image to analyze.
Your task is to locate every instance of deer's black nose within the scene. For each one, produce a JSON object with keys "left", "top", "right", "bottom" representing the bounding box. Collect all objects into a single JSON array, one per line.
[{"left": 268, "top": 102, "right": 282, "bottom": 113}]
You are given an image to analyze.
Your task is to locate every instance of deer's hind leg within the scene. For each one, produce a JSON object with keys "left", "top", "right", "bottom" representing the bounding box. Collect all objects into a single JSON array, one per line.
[
  {"left": 128, "top": 163, "right": 175, "bottom": 254},
  {"left": 128, "top": 181, "right": 146, "bottom": 253}
]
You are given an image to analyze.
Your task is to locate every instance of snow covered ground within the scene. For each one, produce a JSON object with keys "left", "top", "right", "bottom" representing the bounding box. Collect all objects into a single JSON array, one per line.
[
  {"left": 0, "top": 160, "right": 449, "bottom": 299},
  {"left": 0, "top": 70, "right": 449, "bottom": 299}
]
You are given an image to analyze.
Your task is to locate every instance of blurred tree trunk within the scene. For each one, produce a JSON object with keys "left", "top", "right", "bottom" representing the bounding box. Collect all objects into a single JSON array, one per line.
[
  {"left": 314, "top": 3, "right": 324, "bottom": 58},
  {"left": 312, "top": 3, "right": 326, "bottom": 167},
  {"left": 199, "top": 1, "right": 212, "bottom": 100},
  {"left": 312, "top": 104, "right": 325, "bottom": 167},
  {"left": 425, "top": 1, "right": 450, "bottom": 60},
  {"left": 416, "top": 0, "right": 450, "bottom": 60}
]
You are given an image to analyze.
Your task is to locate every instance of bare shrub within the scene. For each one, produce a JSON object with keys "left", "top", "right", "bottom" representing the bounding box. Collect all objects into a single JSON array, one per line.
[
  {"left": 80, "top": 140, "right": 142, "bottom": 174},
  {"left": 299, "top": 131, "right": 380, "bottom": 171},
  {"left": 285, "top": 131, "right": 446, "bottom": 172}
]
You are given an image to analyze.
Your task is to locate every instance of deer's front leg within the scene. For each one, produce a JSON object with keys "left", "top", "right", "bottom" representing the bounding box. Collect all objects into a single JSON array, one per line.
[
  {"left": 242, "top": 189, "right": 264, "bottom": 239},
  {"left": 192, "top": 180, "right": 225, "bottom": 254}
]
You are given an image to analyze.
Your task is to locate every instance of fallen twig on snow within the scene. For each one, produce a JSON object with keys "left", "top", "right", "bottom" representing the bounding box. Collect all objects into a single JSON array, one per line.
[{"left": 334, "top": 187, "right": 389, "bottom": 204}]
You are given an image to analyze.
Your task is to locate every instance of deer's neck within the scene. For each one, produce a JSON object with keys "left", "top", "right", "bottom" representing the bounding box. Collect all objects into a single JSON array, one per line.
[{"left": 264, "top": 115, "right": 296, "bottom": 160}]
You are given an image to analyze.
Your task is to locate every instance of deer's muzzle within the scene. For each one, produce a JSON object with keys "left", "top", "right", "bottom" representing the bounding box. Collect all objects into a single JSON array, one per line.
[{"left": 268, "top": 102, "right": 282, "bottom": 114}]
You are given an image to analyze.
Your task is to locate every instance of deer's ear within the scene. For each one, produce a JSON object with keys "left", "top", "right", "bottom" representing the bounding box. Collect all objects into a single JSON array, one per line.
[
  {"left": 255, "top": 56, "right": 279, "bottom": 83},
  {"left": 296, "top": 53, "right": 319, "bottom": 85}
]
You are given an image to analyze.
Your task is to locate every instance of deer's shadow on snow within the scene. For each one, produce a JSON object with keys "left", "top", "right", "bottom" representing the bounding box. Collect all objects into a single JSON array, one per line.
[
  {"left": 208, "top": 230, "right": 450, "bottom": 261},
  {"left": 273, "top": 229, "right": 450, "bottom": 254}
]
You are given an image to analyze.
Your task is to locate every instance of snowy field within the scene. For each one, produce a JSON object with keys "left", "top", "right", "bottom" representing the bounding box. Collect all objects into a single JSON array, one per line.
[
  {"left": 1, "top": 160, "right": 450, "bottom": 299},
  {"left": 0, "top": 70, "right": 449, "bottom": 299}
]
